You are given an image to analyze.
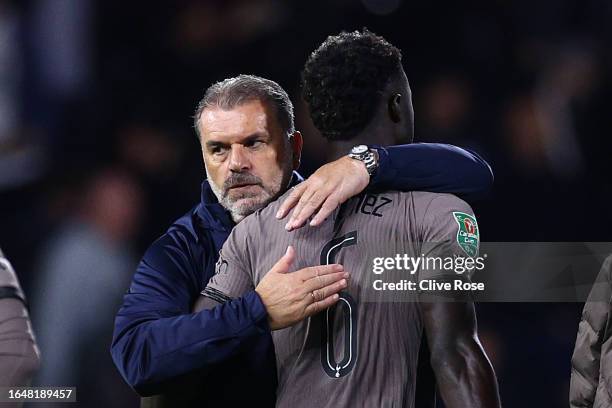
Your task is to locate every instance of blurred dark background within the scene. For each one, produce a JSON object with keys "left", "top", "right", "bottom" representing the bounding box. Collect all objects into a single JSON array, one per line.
[{"left": 0, "top": 0, "right": 610, "bottom": 406}]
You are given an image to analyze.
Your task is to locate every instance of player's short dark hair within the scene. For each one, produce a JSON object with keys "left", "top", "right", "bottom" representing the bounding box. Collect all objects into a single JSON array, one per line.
[
  {"left": 194, "top": 74, "right": 295, "bottom": 140},
  {"left": 301, "top": 29, "right": 403, "bottom": 141}
]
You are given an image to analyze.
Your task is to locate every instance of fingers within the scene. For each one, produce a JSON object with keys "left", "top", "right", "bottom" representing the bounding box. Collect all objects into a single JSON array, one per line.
[
  {"left": 309, "top": 277, "right": 347, "bottom": 304},
  {"left": 269, "top": 246, "right": 296, "bottom": 274},
  {"left": 294, "top": 263, "right": 343, "bottom": 281},
  {"left": 285, "top": 187, "right": 321, "bottom": 231},
  {"left": 276, "top": 184, "right": 307, "bottom": 220},
  {"left": 282, "top": 156, "right": 370, "bottom": 231},
  {"left": 309, "top": 197, "right": 339, "bottom": 227},
  {"left": 303, "top": 272, "right": 348, "bottom": 295},
  {"left": 304, "top": 293, "right": 340, "bottom": 316}
]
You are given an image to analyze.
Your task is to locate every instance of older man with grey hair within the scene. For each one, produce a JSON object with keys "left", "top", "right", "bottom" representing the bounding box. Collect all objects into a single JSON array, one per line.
[{"left": 194, "top": 75, "right": 298, "bottom": 223}]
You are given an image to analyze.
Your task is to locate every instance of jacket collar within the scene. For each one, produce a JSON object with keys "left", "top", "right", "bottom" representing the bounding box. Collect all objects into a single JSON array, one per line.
[{"left": 196, "top": 171, "right": 304, "bottom": 232}]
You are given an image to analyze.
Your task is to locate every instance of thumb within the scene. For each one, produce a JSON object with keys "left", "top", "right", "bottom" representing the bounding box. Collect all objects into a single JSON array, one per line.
[{"left": 271, "top": 246, "right": 295, "bottom": 274}]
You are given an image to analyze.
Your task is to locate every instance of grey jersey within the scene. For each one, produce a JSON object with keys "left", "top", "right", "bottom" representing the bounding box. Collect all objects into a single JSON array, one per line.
[
  {"left": 0, "top": 248, "right": 40, "bottom": 388},
  {"left": 0, "top": 248, "right": 26, "bottom": 304},
  {"left": 203, "top": 190, "right": 479, "bottom": 408}
]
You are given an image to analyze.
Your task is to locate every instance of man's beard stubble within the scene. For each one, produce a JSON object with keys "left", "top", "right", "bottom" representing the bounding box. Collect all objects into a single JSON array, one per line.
[{"left": 207, "top": 161, "right": 293, "bottom": 223}]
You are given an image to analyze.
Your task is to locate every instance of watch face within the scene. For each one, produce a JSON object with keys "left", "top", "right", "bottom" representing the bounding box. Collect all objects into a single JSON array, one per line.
[{"left": 352, "top": 145, "right": 368, "bottom": 154}]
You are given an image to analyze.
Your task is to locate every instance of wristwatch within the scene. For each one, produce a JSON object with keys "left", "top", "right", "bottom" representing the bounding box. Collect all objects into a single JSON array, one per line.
[{"left": 348, "top": 145, "right": 379, "bottom": 176}]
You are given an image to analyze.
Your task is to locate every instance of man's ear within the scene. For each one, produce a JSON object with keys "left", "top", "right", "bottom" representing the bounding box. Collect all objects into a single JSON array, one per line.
[
  {"left": 388, "top": 93, "right": 402, "bottom": 123},
  {"left": 289, "top": 131, "right": 303, "bottom": 170}
]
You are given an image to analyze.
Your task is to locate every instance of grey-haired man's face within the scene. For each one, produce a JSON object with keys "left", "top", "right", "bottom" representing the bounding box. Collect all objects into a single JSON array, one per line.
[{"left": 197, "top": 99, "right": 299, "bottom": 222}]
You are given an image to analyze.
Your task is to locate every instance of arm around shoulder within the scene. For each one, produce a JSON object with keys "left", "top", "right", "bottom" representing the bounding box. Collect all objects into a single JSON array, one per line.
[{"left": 372, "top": 143, "right": 493, "bottom": 201}]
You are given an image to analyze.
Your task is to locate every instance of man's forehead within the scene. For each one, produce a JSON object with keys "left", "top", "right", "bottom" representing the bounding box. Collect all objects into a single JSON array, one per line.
[{"left": 199, "top": 100, "right": 272, "bottom": 141}]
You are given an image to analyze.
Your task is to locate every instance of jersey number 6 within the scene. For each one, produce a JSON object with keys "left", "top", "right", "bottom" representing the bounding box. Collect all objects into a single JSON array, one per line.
[{"left": 319, "top": 231, "right": 358, "bottom": 379}]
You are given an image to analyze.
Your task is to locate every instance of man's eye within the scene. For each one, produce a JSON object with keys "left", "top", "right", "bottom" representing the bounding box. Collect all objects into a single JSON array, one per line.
[
  {"left": 211, "top": 147, "right": 227, "bottom": 156},
  {"left": 246, "top": 140, "right": 263, "bottom": 149}
]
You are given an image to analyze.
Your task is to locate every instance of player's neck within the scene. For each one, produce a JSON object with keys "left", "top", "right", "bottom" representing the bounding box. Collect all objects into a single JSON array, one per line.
[{"left": 328, "top": 120, "right": 397, "bottom": 160}]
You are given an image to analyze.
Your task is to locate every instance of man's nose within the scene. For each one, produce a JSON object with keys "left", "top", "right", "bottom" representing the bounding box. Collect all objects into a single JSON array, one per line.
[{"left": 228, "top": 144, "right": 251, "bottom": 172}]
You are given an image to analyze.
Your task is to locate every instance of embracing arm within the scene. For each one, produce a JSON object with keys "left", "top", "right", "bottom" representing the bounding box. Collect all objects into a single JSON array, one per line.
[
  {"left": 371, "top": 143, "right": 493, "bottom": 200},
  {"left": 278, "top": 143, "right": 493, "bottom": 230}
]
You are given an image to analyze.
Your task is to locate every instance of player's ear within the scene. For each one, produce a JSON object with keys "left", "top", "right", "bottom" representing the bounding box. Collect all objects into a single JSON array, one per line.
[
  {"left": 288, "top": 131, "right": 303, "bottom": 170},
  {"left": 388, "top": 93, "right": 402, "bottom": 123}
]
